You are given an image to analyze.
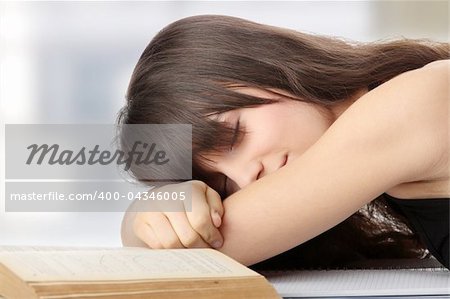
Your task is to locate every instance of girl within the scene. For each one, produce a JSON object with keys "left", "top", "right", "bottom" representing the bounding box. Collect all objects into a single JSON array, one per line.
[{"left": 118, "top": 15, "right": 449, "bottom": 269}]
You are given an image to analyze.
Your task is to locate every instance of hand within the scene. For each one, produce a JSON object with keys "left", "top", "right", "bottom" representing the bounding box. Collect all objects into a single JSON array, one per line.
[{"left": 121, "top": 180, "right": 224, "bottom": 249}]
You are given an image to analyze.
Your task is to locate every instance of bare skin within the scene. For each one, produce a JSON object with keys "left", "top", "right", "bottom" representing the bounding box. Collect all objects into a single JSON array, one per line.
[{"left": 122, "top": 59, "right": 449, "bottom": 266}]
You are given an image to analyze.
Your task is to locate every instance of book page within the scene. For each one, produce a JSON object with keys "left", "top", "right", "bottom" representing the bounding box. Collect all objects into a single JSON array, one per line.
[
  {"left": 0, "top": 246, "right": 258, "bottom": 282},
  {"left": 260, "top": 268, "right": 450, "bottom": 297}
]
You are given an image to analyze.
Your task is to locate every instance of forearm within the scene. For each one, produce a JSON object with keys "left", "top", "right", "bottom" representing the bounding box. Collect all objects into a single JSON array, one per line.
[
  {"left": 216, "top": 175, "right": 299, "bottom": 266},
  {"left": 214, "top": 154, "right": 359, "bottom": 266}
]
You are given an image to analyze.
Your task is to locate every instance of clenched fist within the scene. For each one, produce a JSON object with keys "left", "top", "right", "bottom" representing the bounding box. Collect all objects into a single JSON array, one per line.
[{"left": 121, "top": 180, "right": 224, "bottom": 249}]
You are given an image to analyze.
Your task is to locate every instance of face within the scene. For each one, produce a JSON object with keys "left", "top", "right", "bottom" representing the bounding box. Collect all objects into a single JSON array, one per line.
[{"left": 202, "top": 87, "right": 336, "bottom": 197}]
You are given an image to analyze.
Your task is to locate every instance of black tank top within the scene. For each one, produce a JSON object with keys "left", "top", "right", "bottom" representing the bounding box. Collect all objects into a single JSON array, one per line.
[{"left": 384, "top": 193, "right": 449, "bottom": 269}]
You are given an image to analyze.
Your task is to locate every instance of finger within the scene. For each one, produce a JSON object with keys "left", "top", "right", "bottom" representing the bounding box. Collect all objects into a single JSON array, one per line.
[
  {"left": 146, "top": 212, "right": 184, "bottom": 249},
  {"left": 165, "top": 211, "right": 211, "bottom": 248},
  {"left": 186, "top": 192, "right": 224, "bottom": 248},
  {"left": 133, "top": 215, "right": 163, "bottom": 249},
  {"left": 205, "top": 186, "right": 224, "bottom": 227}
]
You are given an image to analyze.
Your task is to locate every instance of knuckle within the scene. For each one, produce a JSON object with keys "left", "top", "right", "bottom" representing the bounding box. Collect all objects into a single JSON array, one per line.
[
  {"left": 208, "top": 186, "right": 221, "bottom": 198},
  {"left": 192, "top": 217, "right": 211, "bottom": 234},
  {"left": 194, "top": 227, "right": 215, "bottom": 244},
  {"left": 166, "top": 238, "right": 182, "bottom": 249},
  {"left": 135, "top": 212, "right": 149, "bottom": 222},
  {"left": 190, "top": 180, "right": 206, "bottom": 189},
  {"left": 181, "top": 232, "right": 200, "bottom": 247}
]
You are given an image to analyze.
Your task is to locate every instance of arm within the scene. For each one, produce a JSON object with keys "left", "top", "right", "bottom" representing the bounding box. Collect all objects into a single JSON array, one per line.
[{"left": 216, "top": 61, "right": 449, "bottom": 266}]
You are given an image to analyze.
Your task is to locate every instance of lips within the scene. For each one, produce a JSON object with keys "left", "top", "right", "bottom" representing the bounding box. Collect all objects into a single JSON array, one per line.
[{"left": 279, "top": 154, "right": 288, "bottom": 169}]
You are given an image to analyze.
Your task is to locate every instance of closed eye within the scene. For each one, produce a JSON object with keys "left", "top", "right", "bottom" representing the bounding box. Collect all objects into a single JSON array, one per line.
[
  {"left": 223, "top": 119, "right": 241, "bottom": 195},
  {"left": 230, "top": 119, "right": 240, "bottom": 151}
]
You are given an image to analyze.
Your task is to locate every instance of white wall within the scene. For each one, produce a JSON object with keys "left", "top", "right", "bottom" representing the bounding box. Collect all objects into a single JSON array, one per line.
[{"left": 0, "top": 1, "right": 448, "bottom": 247}]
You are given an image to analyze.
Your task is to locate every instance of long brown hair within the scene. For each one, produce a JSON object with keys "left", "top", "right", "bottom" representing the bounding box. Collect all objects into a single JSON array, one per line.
[{"left": 118, "top": 15, "right": 449, "bottom": 268}]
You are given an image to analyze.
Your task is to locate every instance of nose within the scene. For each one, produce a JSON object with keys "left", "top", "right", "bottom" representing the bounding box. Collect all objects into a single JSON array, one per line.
[{"left": 221, "top": 158, "right": 262, "bottom": 190}]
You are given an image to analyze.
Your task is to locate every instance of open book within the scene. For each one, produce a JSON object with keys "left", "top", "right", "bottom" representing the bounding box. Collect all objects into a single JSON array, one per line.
[{"left": 0, "top": 246, "right": 279, "bottom": 299}]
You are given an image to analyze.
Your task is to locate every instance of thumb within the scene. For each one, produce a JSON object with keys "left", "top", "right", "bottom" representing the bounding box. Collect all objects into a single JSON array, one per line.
[{"left": 206, "top": 186, "right": 224, "bottom": 228}]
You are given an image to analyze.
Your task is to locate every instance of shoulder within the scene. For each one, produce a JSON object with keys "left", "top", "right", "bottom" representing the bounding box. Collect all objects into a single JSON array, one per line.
[
  {"left": 377, "top": 59, "right": 448, "bottom": 101},
  {"left": 379, "top": 58, "right": 448, "bottom": 133},
  {"left": 422, "top": 58, "right": 450, "bottom": 70},
  {"left": 342, "top": 59, "right": 448, "bottom": 183},
  {"left": 376, "top": 58, "right": 448, "bottom": 99},
  {"left": 385, "top": 59, "right": 449, "bottom": 198},
  {"left": 386, "top": 59, "right": 448, "bottom": 181}
]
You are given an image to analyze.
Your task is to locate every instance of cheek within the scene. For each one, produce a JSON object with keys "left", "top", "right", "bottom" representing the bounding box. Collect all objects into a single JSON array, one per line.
[
  {"left": 271, "top": 103, "right": 330, "bottom": 151},
  {"left": 242, "top": 103, "right": 331, "bottom": 155},
  {"left": 289, "top": 108, "right": 330, "bottom": 151},
  {"left": 253, "top": 110, "right": 287, "bottom": 139}
]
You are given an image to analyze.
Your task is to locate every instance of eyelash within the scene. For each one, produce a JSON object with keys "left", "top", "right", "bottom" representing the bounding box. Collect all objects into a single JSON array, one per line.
[
  {"left": 223, "top": 119, "right": 240, "bottom": 195},
  {"left": 230, "top": 119, "right": 240, "bottom": 151}
]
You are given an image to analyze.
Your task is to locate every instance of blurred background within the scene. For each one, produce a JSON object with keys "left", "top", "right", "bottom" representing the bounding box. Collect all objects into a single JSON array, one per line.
[{"left": 0, "top": 1, "right": 448, "bottom": 247}]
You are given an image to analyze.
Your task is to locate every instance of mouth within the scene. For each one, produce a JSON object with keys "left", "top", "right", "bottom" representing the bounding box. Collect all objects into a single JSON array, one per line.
[{"left": 280, "top": 154, "right": 288, "bottom": 169}]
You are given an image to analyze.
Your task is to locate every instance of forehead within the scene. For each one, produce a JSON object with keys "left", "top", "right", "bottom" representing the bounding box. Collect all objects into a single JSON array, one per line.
[
  {"left": 230, "top": 86, "right": 294, "bottom": 101},
  {"left": 206, "top": 86, "right": 292, "bottom": 120}
]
